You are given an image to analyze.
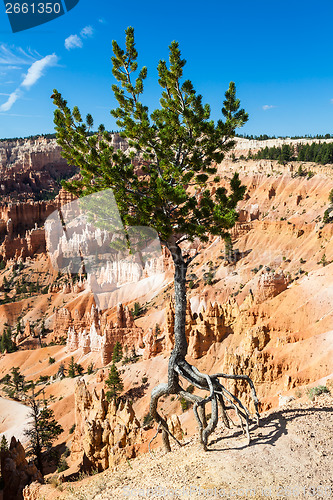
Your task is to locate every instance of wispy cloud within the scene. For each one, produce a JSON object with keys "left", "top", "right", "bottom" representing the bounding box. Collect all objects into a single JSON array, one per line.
[
  {"left": 21, "top": 54, "right": 58, "bottom": 89},
  {"left": 0, "top": 113, "right": 43, "bottom": 117},
  {"left": 0, "top": 44, "right": 41, "bottom": 65},
  {"left": 65, "top": 25, "right": 95, "bottom": 50},
  {"left": 98, "top": 18, "right": 106, "bottom": 24},
  {"left": 0, "top": 54, "right": 58, "bottom": 112},
  {"left": 65, "top": 34, "right": 83, "bottom": 50},
  {"left": 262, "top": 104, "right": 276, "bottom": 111},
  {"left": 0, "top": 89, "right": 21, "bottom": 112}
]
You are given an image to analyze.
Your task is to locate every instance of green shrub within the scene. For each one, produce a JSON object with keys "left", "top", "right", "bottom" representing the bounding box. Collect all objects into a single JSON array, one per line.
[
  {"left": 48, "top": 356, "right": 56, "bottom": 365},
  {"left": 180, "top": 397, "right": 189, "bottom": 412},
  {"left": 307, "top": 385, "right": 330, "bottom": 401},
  {"left": 69, "top": 424, "right": 76, "bottom": 434},
  {"left": 143, "top": 412, "right": 153, "bottom": 427},
  {"left": 87, "top": 362, "right": 94, "bottom": 375},
  {"left": 57, "top": 457, "right": 69, "bottom": 473},
  {"left": 329, "top": 189, "right": 333, "bottom": 204}
]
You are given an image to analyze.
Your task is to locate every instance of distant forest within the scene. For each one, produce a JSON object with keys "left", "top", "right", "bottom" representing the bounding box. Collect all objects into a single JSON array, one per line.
[
  {"left": 236, "top": 133, "right": 333, "bottom": 140},
  {"left": 253, "top": 142, "right": 333, "bottom": 164},
  {"left": 0, "top": 131, "right": 118, "bottom": 142},
  {"left": 1, "top": 131, "right": 333, "bottom": 142}
]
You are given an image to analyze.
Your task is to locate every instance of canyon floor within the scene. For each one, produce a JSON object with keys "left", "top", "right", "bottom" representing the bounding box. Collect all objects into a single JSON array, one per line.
[{"left": 31, "top": 392, "right": 333, "bottom": 500}]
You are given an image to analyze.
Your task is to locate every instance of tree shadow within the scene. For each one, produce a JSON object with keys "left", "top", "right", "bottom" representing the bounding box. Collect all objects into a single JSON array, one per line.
[
  {"left": 206, "top": 405, "right": 333, "bottom": 452},
  {"left": 121, "top": 382, "right": 149, "bottom": 402}
]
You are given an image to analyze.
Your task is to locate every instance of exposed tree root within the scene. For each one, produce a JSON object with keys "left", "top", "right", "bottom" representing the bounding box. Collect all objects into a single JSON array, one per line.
[{"left": 149, "top": 353, "right": 260, "bottom": 452}]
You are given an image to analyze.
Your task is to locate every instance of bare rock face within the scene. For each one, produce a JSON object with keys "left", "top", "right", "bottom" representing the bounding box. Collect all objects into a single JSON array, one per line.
[
  {"left": 165, "top": 299, "right": 232, "bottom": 359},
  {"left": 0, "top": 436, "right": 43, "bottom": 500},
  {"left": 166, "top": 414, "right": 183, "bottom": 441},
  {"left": 22, "top": 482, "right": 41, "bottom": 500},
  {"left": 0, "top": 137, "right": 77, "bottom": 203},
  {"left": 71, "top": 379, "right": 142, "bottom": 471},
  {"left": 142, "top": 327, "right": 163, "bottom": 360},
  {"left": 57, "top": 302, "right": 144, "bottom": 365},
  {"left": 254, "top": 272, "right": 289, "bottom": 304}
]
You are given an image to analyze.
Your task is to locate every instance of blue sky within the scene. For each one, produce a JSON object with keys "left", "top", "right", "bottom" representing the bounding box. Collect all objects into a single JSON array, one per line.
[{"left": 1, "top": 0, "right": 333, "bottom": 139}]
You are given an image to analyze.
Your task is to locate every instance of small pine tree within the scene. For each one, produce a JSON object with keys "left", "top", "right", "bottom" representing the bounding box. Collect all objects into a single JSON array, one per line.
[
  {"left": 112, "top": 341, "right": 123, "bottom": 363},
  {"left": 105, "top": 363, "right": 123, "bottom": 403},
  {"left": 16, "top": 320, "right": 22, "bottom": 337},
  {"left": 57, "top": 362, "right": 66, "bottom": 378},
  {"left": 87, "top": 362, "right": 94, "bottom": 375},
  {"left": 0, "top": 435, "right": 8, "bottom": 452},
  {"left": 24, "top": 394, "right": 63, "bottom": 475},
  {"left": 132, "top": 302, "right": 141, "bottom": 317},
  {"left": 224, "top": 234, "right": 234, "bottom": 263},
  {"left": 75, "top": 363, "right": 84, "bottom": 376},
  {"left": 328, "top": 189, "right": 333, "bottom": 204},
  {"left": 2, "top": 367, "right": 26, "bottom": 399},
  {"left": 68, "top": 356, "right": 76, "bottom": 378}
]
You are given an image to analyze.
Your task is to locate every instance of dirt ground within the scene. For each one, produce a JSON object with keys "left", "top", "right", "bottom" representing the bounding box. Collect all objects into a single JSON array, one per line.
[{"left": 37, "top": 393, "right": 333, "bottom": 500}]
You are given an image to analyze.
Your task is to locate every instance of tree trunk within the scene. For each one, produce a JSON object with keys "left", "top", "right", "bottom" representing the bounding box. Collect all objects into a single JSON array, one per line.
[{"left": 149, "top": 238, "right": 260, "bottom": 453}]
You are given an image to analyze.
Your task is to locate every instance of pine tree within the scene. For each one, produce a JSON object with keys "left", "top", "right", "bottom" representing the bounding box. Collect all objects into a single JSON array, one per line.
[
  {"left": 68, "top": 356, "right": 76, "bottom": 378},
  {"left": 75, "top": 363, "right": 84, "bottom": 376},
  {"left": 0, "top": 435, "right": 8, "bottom": 452},
  {"left": 24, "top": 393, "right": 63, "bottom": 475},
  {"left": 57, "top": 362, "right": 66, "bottom": 378},
  {"left": 2, "top": 367, "right": 26, "bottom": 399},
  {"left": 224, "top": 234, "right": 234, "bottom": 263},
  {"left": 112, "top": 341, "right": 123, "bottom": 363},
  {"left": 329, "top": 189, "right": 333, "bottom": 204},
  {"left": 52, "top": 27, "right": 259, "bottom": 451},
  {"left": 105, "top": 363, "right": 124, "bottom": 403}
]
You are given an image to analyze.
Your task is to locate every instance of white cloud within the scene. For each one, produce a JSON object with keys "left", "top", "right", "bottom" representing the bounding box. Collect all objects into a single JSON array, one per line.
[
  {"left": 262, "top": 104, "right": 276, "bottom": 111},
  {"left": 0, "top": 54, "right": 58, "bottom": 112},
  {"left": 65, "top": 34, "right": 83, "bottom": 50},
  {"left": 0, "top": 89, "right": 21, "bottom": 112},
  {"left": 81, "top": 26, "right": 94, "bottom": 38},
  {"left": 21, "top": 54, "right": 58, "bottom": 89},
  {"left": 98, "top": 18, "right": 106, "bottom": 24},
  {"left": 65, "top": 25, "right": 95, "bottom": 50}
]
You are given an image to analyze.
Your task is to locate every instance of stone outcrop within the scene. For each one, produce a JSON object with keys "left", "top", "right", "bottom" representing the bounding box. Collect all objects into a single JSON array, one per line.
[
  {"left": 0, "top": 137, "right": 77, "bottom": 203},
  {"left": 71, "top": 379, "right": 142, "bottom": 471},
  {"left": 0, "top": 225, "right": 46, "bottom": 261},
  {"left": 165, "top": 299, "right": 234, "bottom": 359},
  {"left": 0, "top": 436, "right": 43, "bottom": 500},
  {"left": 55, "top": 302, "right": 144, "bottom": 365},
  {"left": 0, "top": 193, "right": 78, "bottom": 264},
  {"left": 23, "top": 482, "right": 42, "bottom": 500},
  {"left": 254, "top": 272, "right": 289, "bottom": 303},
  {"left": 166, "top": 414, "right": 183, "bottom": 441}
]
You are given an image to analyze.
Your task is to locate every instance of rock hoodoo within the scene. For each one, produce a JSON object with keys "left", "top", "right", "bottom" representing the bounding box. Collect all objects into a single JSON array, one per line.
[
  {"left": 71, "top": 379, "right": 142, "bottom": 471},
  {"left": 0, "top": 436, "right": 43, "bottom": 500}
]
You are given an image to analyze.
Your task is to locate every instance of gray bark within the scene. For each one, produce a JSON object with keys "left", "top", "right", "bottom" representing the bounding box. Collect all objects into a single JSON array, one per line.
[{"left": 149, "top": 238, "right": 260, "bottom": 452}]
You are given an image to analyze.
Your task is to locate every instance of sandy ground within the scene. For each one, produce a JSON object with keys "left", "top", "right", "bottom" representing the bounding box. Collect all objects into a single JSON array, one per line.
[
  {"left": 0, "top": 396, "right": 30, "bottom": 444},
  {"left": 38, "top": 393, "right": 333, "bottom": 500}
]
